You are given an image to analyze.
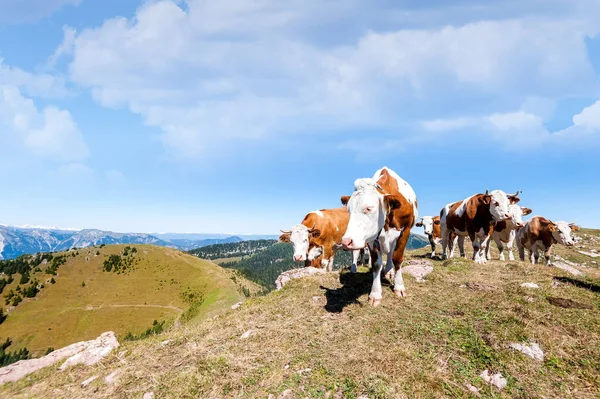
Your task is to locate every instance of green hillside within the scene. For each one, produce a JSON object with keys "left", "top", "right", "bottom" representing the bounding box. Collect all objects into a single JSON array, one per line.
[{"left": 0, "top": 245, "right": 257, "bottom": 355}]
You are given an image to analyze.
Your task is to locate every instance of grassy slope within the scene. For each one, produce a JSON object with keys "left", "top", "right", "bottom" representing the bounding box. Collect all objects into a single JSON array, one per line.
[
  {"left": 3, "top": 232, "right": 600, "bottom": 399},
  {"left": 0, "top": 245, "right": 257, "bottom": 354}
]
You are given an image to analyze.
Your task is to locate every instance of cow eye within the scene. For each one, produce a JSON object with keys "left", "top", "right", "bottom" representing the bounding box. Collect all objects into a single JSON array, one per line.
[
  {"left": 494, "top": 201, "right": 499, "bottom": 206},
  {"left": 364, "top": 207, "right": 372, "bottom": 213}
]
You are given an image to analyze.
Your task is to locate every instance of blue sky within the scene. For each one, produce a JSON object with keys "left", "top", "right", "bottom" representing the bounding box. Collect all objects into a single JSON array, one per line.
[{"left": 1, "top": 0, "right": 600, "bottom": 234}]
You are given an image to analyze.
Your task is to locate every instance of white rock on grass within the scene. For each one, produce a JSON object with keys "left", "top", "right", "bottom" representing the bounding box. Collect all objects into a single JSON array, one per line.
[
  {"left": 520, "top": 282, "right": 540, "bottom": 289},
  {"left": 0, "top": 331, "right": 119, "bottom": 385},
  {"left": 143, "top": 392, "right": 155, "bottom": 399},
  {"left": 81, "top": 375, "right": 98, "bottom": 388},
  {"left": 480, "top": 370, "right": 507, "bottom": 390},
  {"left": 240, "top": 330, "right": 253, "bottom": 339},
  {"left": 275, "top": 267, "right": 326, "bottom": 290},
  {"left": 509, "top": 341, "right": 544, "bottom": 361},
  {"left": 402, "top": 260, "right": 434, "bottom": 282},
  {"left": 59, "top": 332, "right": 120, "bottom": 370},
  {"left": 231, "top": 302, "right": 242, "bottom": 310},
  {"left": 552, "top": 261, "right": 585, "bottom": 277},
  {"left": 104, "top": 370, "right": 120, "bottom": 385}
]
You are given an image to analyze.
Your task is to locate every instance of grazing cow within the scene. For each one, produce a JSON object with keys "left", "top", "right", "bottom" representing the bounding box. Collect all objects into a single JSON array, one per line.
[
  {"left": 440, "top": 190, "right": 519, "bottom": 264},
  {"left": 516, "top": 217, "right": 579, "bottom": 265},
  {"left": 279, "top": 208, "right": 365, "bottom": 272},
  {"left": 485, "top": 204, "right": 532, "bottom": 261},
  {"left": 416, "top": 216, "right": 457, "bottom": 258},
  {"left": 340, "top": 166, "right": 418, "bottom": 306}
]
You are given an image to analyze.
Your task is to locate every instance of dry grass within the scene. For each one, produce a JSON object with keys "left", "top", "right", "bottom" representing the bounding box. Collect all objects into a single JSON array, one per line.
[{"left": 2, "top": 232, "right": 600, "bottom": 399}]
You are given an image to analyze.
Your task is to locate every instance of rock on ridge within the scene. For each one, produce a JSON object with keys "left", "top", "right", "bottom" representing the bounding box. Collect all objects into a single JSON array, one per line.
[
  {"left": 275, "top": 267, "right": 326, "bottom": 290},
  {"left": 0, "top": 331, "right": 119, "bottom": 385}
]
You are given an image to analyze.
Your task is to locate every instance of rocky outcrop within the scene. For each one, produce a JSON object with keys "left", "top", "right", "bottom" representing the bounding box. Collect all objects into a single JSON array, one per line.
[
  {"left": 0, "top": 331, "right": 119, "bottom": 385},
  {"left": 275, "top": 267, "right": 326, "bottom": 290}
]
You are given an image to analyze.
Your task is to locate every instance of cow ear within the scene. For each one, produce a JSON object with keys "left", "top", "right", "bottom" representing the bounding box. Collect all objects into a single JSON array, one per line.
[
  {"left": 508, "top": 196, "right": 521, "bottom": 204},
  {"left": 415, "top": 222, "right": 423, "bottom": 227},
  {"left": 569, "top": 224, "right": 580, "bottom": 232},
  {"left": 434, "top": 219, "right": 441, "bottom": 225},
  {"left": 279, "top": 233, "right": 291, "bottom": 243},
  {"left": 548, "top": 224, "right": 557, "bottom": 232},
  {"left": 521, "top": 207, "right": 533, "bottom": 216},
  {"left": 340, "top": 195, "right": 351, "bottom": 206},
  {"left": 384, "top": 195, "right": 402, "bottom": 210},
  {"left": 309, "top": 229, "right": 321, "bottom": 239},
  {"left": 482, "top": 195, "right": 491, "bottom": 205}
]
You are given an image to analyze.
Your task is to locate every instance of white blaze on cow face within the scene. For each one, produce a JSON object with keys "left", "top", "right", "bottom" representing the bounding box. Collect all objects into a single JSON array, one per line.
[
  {"left": 507, "top": 205, "right": 527, "bottom": 228},
  {"left": 552, "top": 221, "right": 576, "bottom": 246},
  {"left": 342, "top": 179, "right": 387, "bottom": 250},
  {"left": 287, "top": 224, "right": 311, "bottom": 261},
  {"left": 418, "top": 216, "right": 435, "bottom": 235},
  {"left": 488, "top": 190, "right": 512, "bottom": 222}
]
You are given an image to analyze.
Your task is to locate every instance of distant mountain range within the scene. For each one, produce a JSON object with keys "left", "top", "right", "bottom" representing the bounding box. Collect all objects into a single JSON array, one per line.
[{"left": 0, "top": 225, "right": 278, "bottom": 260}]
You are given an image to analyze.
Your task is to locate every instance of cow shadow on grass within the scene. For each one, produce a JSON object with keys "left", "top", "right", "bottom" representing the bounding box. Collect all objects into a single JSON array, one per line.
[
  {"left": 554, "top": 276, "right": 600, "bottom": 293},
  {"left": 320, "top": 270, "right": 393, "bottom": 313}
]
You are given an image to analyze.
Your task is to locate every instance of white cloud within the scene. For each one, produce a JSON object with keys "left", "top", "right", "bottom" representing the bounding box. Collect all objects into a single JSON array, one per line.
[
  {"left": 0, "top": 86, "right": 90, "bottom": 162},
  {"left": 0, "top": 59, "right": 70, "bottom": 98},
  {"left": 572, "top": 100, "right": 600, "bottom": 129},
  {"left": 59, "top": 0, "right": 600, "bottom": 157},
  {"left": 0, "top": 0, "right": 81, "bottom": 23}
]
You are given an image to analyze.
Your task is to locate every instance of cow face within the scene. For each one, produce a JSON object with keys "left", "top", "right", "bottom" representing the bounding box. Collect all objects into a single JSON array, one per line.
[
  {"left": 550, "top": 221, "right": 576, "bottom": 246},
  {"left": 485, "top": 190, "right": 513, "bottom": 222},
  {"left": 307, "top": 245, "right": 323, "bottom": 260},
  {"left": 341, "top": 178, "right": 401, "bottom": 250},
  {"left": 417, "top": 216, "right": 436, "bottom": 236},
  {"left": 280, "top": 224, "right": 321, "bottom": 262},
  {"left": 507, "top": 205, "right": 532, "bottom": 228}
]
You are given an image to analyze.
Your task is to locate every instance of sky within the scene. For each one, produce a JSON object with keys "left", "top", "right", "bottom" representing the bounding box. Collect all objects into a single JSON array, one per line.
[{"left": 1, "top": 0, "right": 600, "bottom": 235}]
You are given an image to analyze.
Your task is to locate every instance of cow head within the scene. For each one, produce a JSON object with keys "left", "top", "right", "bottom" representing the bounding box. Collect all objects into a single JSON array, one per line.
[
  {"left": 416, "top": 216, "right": 437, "bottom": 236},
  {"left": 307, "top": 245, "right": 323, "bottom": 261},
  {"left": 482, "top": 189, "right": 513, "bottom": 222},
  {"left": 279, "top": 224, "right": 321, "bottom": 262},
  {"left": 341, "top": 178, "right": 401, "bottom": 250},
  {"left": 506, "top": 205, "right": 532, "bottom": 228},
  {"left": 549, "top": 221, "right": 577, "bottom": 246}
]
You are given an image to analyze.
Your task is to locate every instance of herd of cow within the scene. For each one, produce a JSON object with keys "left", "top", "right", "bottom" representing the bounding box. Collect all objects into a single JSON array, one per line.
[{"left": 279, "top": 166, "right": 579, "bottom": 307}]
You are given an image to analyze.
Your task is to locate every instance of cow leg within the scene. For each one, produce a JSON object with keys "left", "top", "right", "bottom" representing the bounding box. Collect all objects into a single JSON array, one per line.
[
  {"left": 507, "top": 231, "right": 516, "bottom": 261},
  {"left": 384, "top": 251, "right": 395, "bottom": 281},
  {"left": 456, "top": 235, "right": 465, "bottom": 258},
  {"left": 530, "top": 241, "right": 538, "bottom": 264},
  {"left": 544, "top": 245, "right": 553, "bottom": 266},
  {"left": 517, "top": 238, "right": 526, "bottom": 261},
  {"left": 448, "top": 233, "right": 456, "bottom": 258},
  {"left": 441, "top": 224, "right": 450, "bottom": 260},
  {"left": 428, "top": 234, "right": 436, "bottom": 258},
  {"left": 368, "top": 245, "right": 384, "bottom": 307},
  {"left": 391, "top": 228, "right": 411, "bottom": 298},
  {"left": 327, "top": 255, "right": 335, "bottom": 272},
  {"left": 351, "top": 250, "right": 359, "bottom": 274},
  {"left": 321, "top": 246, "right": 334, "bottom": 271},
  {"left": 495, "top": 236, "right": 506, "bottom": 261}
]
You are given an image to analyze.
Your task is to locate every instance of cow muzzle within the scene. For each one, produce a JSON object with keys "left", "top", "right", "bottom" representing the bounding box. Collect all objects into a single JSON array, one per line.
[{"left": 293, "top": 254, "right": 305, "bottom": 262}]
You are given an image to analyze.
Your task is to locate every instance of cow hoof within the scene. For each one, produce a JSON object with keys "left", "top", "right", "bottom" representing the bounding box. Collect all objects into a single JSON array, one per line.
[
  {"left": 394, "top": 289, "right": 407, "bottom": 298},
  {"left": 350, "top": 266, "right": 357, "bottom": 274},
  {"left": 368, "top": 298, "right": 382, "bottom": 307},
  {"left": 384, "top": 271, "right": 395, "bottom": 280},
  {"left": 475, "top": 259, "right": 487, "bottom": 265}
]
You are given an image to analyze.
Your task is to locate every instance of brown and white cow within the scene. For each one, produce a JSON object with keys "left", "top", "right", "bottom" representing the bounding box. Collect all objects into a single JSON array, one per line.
[
  {"left": 516, "top": 216, "right": 579, "bottom": 265},
  {"left": 440, "top": 190, "right": 519, "bottom": 264},
  {"left": 485, "top": 203, "right": 532, "bottom": 261},
  {"left": 416, "top": 215, "right": 458, "bottom": 258},
  {"left": 340, "top": 166, "right": 418, "bottom": 306},
  {"left": 279, "top": 208, "right": 365, "bottom": 272}
]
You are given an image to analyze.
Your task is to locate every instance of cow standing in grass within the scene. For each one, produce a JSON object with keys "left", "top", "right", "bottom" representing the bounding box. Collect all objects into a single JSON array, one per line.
[
  {"left": 340, "top": 166, "right": 418, "bottom": 306},
  {"left": 279, "top": 208, "right": 365, "bottom": 272},
  {"left": 485, "top": 204, "right": 532, "bottom": 261},
  {"left": 516, "top": 217, "right": 579, "bottom": 265},
  {"left": 440, "top": 190, "right": 519, "bottom": 264},
  {"left": 416, "top": 216, "right": 458, "bottom": 258}
]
